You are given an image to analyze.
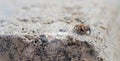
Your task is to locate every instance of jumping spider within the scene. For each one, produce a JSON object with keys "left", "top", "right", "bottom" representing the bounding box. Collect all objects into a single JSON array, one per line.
[{"left": 74, "top": 24, "right": 91, "bottom": 35}]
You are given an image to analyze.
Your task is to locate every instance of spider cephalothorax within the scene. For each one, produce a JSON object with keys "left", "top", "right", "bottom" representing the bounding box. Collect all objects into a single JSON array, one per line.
[{"left": 74, "top": 24, "right": 91, "bottom": 35}]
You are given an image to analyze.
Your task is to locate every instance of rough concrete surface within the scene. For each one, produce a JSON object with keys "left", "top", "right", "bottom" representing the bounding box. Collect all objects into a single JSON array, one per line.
[
  {"left": 0, "top": 0, "right": 120, "bottom": 61},
  {"left": 0, "top": 35, "right": 103, "bottom": 61}
]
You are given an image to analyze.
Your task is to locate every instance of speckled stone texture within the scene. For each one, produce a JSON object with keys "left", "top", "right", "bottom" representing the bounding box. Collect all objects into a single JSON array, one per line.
[{"left": 0, "top": 35, "right": 103, "bottom": 61}]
